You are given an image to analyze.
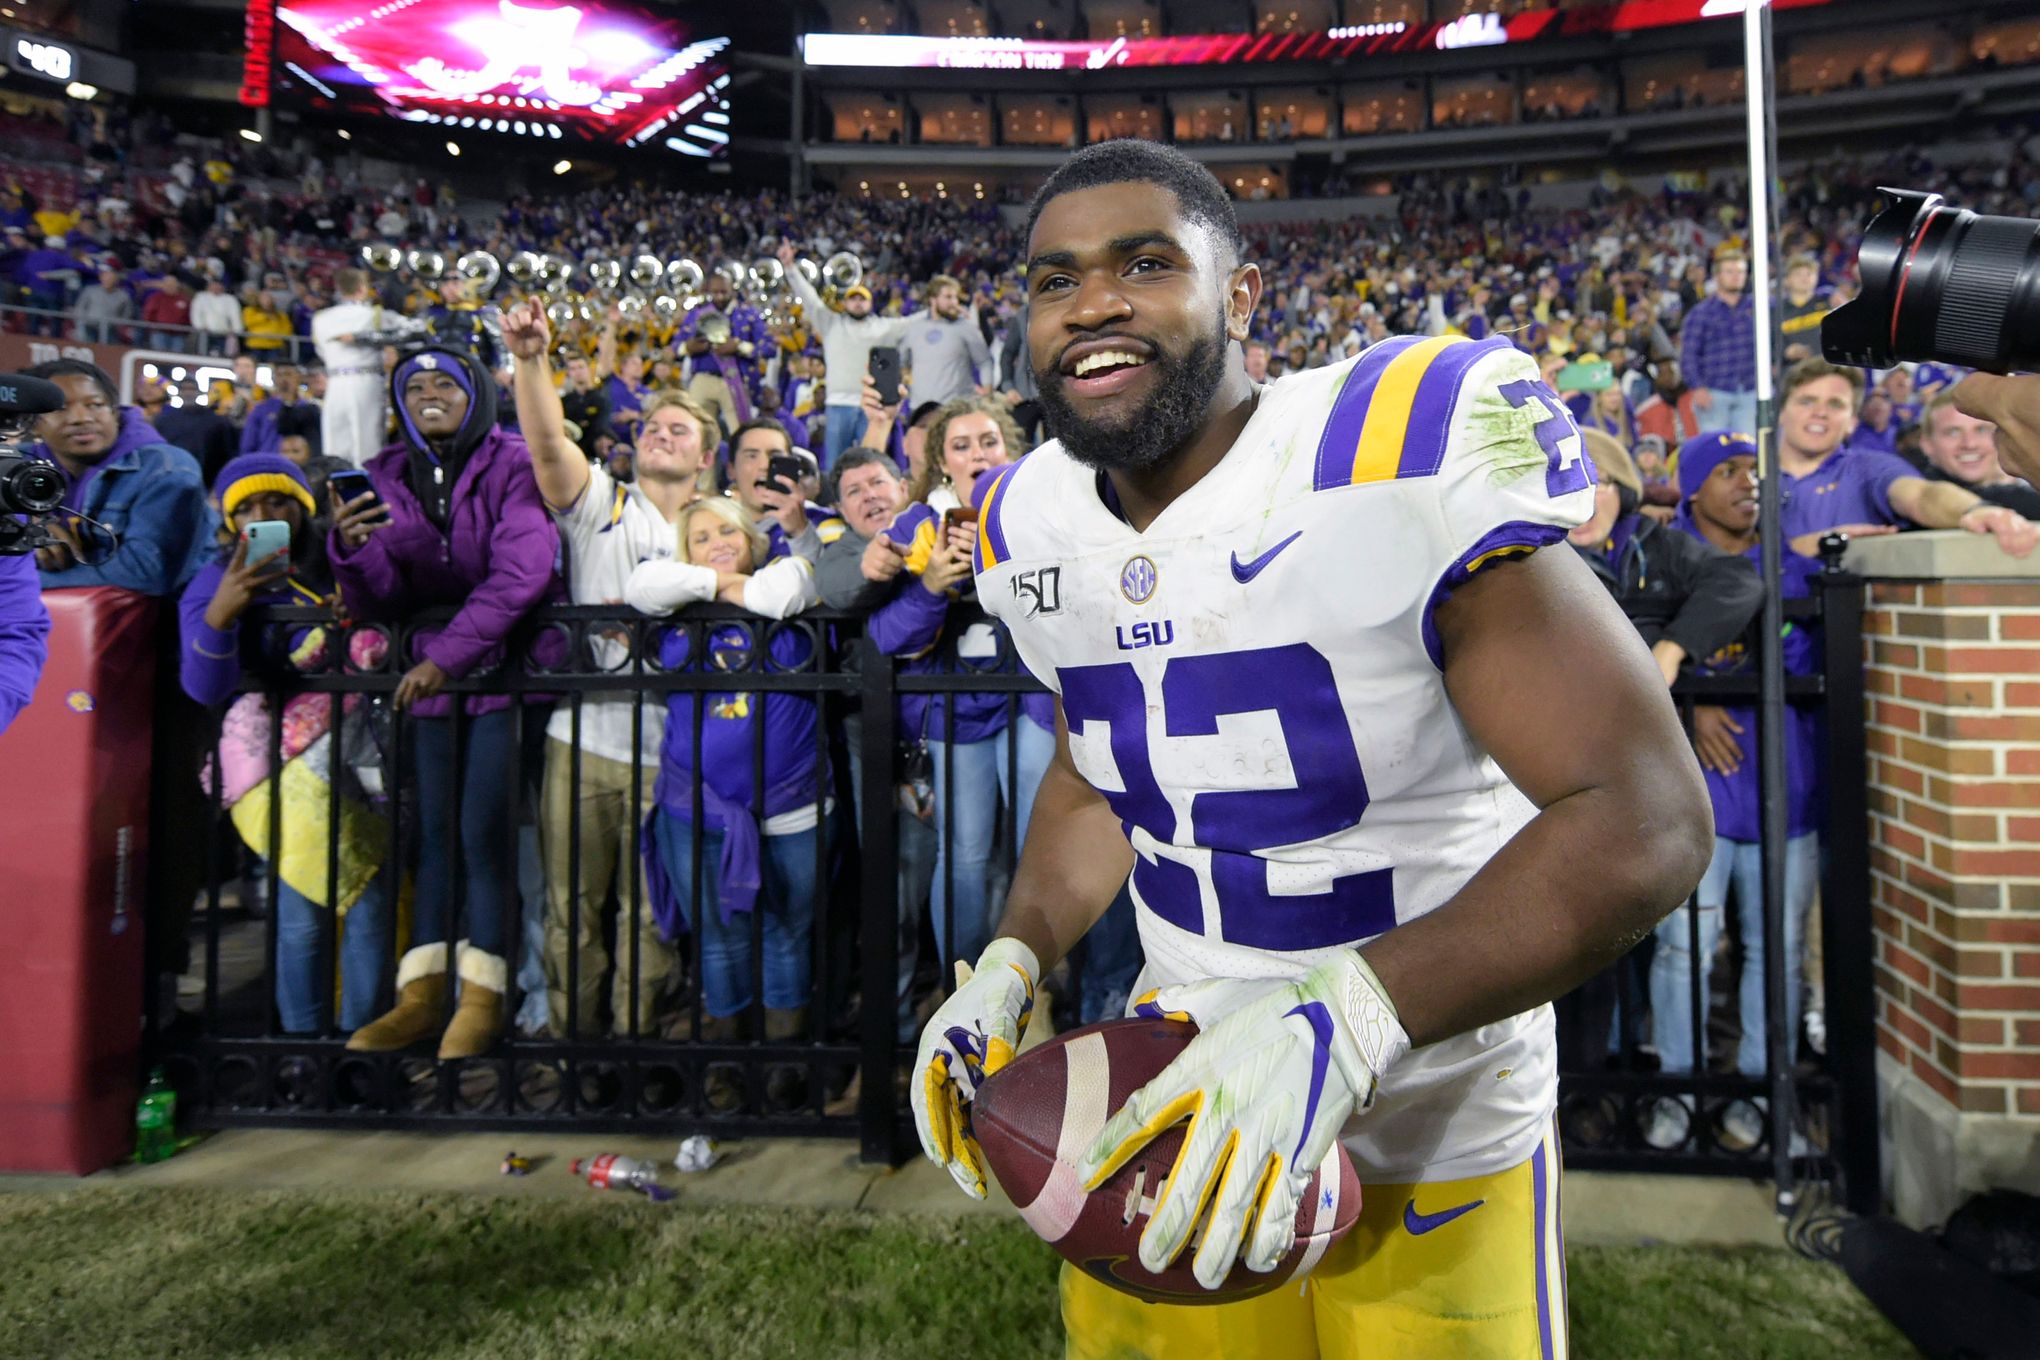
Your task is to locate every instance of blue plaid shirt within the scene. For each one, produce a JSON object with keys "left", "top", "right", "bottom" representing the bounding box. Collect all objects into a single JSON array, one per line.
[{"left": 1679, "top": 292, "right": 1758, "bottom": 394}]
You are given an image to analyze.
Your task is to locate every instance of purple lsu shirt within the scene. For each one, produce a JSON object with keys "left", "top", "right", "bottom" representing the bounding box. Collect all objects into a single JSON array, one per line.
[{"left": 1778, "top": 446, "right": 1919, "bottom": 543}]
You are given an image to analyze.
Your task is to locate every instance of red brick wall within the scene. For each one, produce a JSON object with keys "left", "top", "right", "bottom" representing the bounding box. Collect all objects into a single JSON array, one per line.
[{"left": 1862, "top": 582, "right": 2040, "bottom": 1118}]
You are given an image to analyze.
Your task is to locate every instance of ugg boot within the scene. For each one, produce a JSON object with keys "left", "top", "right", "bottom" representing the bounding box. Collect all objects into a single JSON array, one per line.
[
  {"left": 346, "top": 944, "right": 449, "bottom": 1052},
  {"left": 437, "top": 942, "right": 507, "bottom": 1061},
  {"left": 764, "top": 1006, "right": 808, "bottom": 1042}
]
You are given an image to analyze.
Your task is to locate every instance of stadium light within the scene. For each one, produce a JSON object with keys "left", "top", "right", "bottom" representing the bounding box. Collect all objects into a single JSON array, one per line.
[
  {"left": 64, "top": 81, "right": 95, "bottom": 101},
  {"left": 446, "top": 141, "right": 461, "bottom": 156},
  {"left": 553, "top": 159, "right": 573, "bottom": 175},
  {"left": 337, "top": 129, "right": 351, "bottom": 140},
  {"left": 239, "top": 128, "right": 262, "bottom": 143}
]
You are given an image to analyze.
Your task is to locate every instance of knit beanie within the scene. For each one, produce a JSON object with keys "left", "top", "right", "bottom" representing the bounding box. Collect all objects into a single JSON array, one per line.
[
  {"left": 213, "top": 453, "right": 317, "bottom": 529},
  {"left": 1678, "top": 431, "right": 1758, "bottom": 504}
]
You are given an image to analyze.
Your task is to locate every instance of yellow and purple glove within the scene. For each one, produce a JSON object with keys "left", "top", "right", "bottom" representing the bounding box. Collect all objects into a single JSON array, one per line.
[
  {"left": 911, "top": 937, "right": 1040, "bottom": 1199},
  {"left": 1075, "top": 950, "right": 1409, "bottom": 1289}
]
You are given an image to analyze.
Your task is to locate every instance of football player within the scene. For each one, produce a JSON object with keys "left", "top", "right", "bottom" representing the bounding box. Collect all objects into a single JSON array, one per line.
[{"left": 912, "top": 140, "right": 1714, "bottom": 1358}]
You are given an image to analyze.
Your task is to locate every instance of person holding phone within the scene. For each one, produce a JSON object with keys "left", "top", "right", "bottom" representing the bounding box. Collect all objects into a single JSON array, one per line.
[
  {"left": 777, "top": 241, "right": 910, "bottom": 468},
  {"left": 722, "top": 417, "right": 842, "bottom": 564},
  {"left": 332, "top": 345, "right": 566, "bottom": 1062},
  {"left": 179, "top": 454, "right": 392, "bottom": 1037},
  {"left": 875, "top": 395, "right": 1058, "bottom": 989}
]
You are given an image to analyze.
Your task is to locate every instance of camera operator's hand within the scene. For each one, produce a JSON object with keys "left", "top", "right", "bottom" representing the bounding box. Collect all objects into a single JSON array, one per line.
[
  {"left": 33, "top": 518, "right": 82, "bottom": 573},
  {"left": 1956, "top": 502, "right": 2038, "bottom": 559},
  {"left": 335, "top": 490, "right": 391, "bottom": 550},
  {"left": 203, "top": 532, "right": 291, "bottom": 632},
  {"left": 1954, "top": 373, "right": 2040, "bottom": 487},
  {"left": 392, "top": 657, "right": 447, "bottom": 713}
]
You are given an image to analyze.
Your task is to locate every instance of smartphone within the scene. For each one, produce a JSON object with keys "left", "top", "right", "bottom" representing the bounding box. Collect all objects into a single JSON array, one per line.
[
  {"left": 868, "top": 346, "right": 902, "bottom": 407},
  {"left": 943, "top": 505, "right": 979, "bottom": 535},
  {"left": 329, "top": 467, "right": 381, "bottom": 513},
  {"left": 241, "top": 519, "right": 290, "bottom": 570},
  {"left": 766, "top": 452, "right": 808, "bottom": 496}
]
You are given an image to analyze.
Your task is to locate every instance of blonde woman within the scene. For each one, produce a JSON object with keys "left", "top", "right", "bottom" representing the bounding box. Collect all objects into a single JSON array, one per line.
[{"left": 638, "top": 495, "right": 826, "bottom": 1044}]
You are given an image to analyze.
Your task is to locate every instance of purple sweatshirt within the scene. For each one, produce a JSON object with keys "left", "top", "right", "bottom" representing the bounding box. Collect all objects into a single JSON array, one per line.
[{"left": 327, "top": 426, "right": 565, "bottom": 717}]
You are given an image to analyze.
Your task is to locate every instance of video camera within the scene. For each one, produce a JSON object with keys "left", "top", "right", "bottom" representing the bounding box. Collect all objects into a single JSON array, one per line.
[
  {"left": 1822, "top": 188, "right": 2040, "bottom": 374},
  {"left": 0, "top": 371, "right": 112, "bottom": 559}
]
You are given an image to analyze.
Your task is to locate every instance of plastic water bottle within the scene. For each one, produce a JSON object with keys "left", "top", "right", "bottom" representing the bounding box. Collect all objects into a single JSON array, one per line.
[
  {"left": 571, "top": 1153, "right": 673, "bottom": 1201},
  {"left": 134, "top": 1067, "right": 176, "bottom": 1164}
]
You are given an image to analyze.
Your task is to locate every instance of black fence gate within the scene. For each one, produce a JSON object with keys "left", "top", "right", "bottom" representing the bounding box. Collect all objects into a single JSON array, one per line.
[{"left": 152, "top": 565, "right": 1877, "bottom": 1211}]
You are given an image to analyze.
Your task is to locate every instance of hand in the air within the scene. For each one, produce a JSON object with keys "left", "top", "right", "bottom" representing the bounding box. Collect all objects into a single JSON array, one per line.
[
  {"left": 911, "top": 938, "right": 1040, "bottom": 1199},
  {"left": 1076, "top": 951, "right": 1409, "bottom": 1290},
  {"left": 501, "top": 298, "right": 550, "bottom": 361}
]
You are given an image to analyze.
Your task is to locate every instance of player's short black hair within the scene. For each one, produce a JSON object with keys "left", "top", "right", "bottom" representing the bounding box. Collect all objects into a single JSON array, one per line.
[
  {"left": 1025, "top": 140, "right": 1244, "bottom": 263},
  {"left": 24, "top": 358, "right": 118, "bottom": 406}
]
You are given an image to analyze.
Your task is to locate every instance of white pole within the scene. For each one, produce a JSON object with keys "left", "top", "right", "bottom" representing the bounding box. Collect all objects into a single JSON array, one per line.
[{"left": 1742, "top": 1, "right": 1776, "bottom": 406}]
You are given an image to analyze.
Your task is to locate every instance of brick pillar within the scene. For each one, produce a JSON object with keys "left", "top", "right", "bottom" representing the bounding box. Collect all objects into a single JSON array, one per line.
[{"left": 1849, "top": 531, "right": 2040, "bottom": 1228}]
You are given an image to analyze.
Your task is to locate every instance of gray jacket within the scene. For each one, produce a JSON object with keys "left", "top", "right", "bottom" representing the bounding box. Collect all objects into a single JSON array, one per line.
[{"left": 815, "top": 525, "right": 891, "bottom": 613}]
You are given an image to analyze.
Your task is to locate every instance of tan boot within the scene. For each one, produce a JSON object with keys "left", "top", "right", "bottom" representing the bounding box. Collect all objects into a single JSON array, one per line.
[
  {"left": 346, "top": 944, "right": 449, "bottom": 1052},
  {"left": 437, "top": 942, "right": 507, "bottom": 1061},
  {"left": 764, "top": 1006, "right": 808, "bottom": 1042}
]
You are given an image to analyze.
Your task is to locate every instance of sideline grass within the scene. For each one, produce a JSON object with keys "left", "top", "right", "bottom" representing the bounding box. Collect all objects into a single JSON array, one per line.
[{"left": 0, "top": 1188, "right": 1912, "bottom": 1359}]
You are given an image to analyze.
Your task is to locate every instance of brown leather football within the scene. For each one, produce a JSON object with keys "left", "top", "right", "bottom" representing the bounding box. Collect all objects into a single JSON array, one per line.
[{"left": 973, "top": 1017, "right": 1362, "bottom": 1304}]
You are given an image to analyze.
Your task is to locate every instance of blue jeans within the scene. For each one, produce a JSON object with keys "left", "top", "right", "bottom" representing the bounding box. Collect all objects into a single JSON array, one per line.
[
  {"left": 409, "top": 710, "right": 522, "bottom": 957},
  {"left": 1651, "top": 832, "right": 1818, "bottom": 1076},
  {"left": 650, "top": 812, "right": 825, "bottom": 1017},
  {"left": 824, "top": 405, "right": 868, "bottom": 469},
  {"left": 1700, "top": 388, "right": 1759, "bottom": 439},
  {"left": 843, "top": 717, "right": 940, "bottom": 1041},
  {"left": 275, "top": 873, "right": 390, "bottom": 1034},
  {"left": 928, "top": 720, "right": 1055, "bottom": 974}
]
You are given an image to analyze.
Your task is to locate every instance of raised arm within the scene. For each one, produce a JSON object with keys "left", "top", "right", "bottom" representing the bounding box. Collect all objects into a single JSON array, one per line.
[{"left": 503, "top": 298, "right": 590, "bottom": 511}]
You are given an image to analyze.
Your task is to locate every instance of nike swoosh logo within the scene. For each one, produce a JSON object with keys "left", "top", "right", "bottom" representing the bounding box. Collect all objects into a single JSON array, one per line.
[
  {"left": 1230, "top": 530, "right": 1303, "bottom": 583},
  {"left": 1403, "top": 1197, "right": 1486, "bottom": 1236},
  {"left": 1283, "top": 1001, "right": 1334, "bottom": 1163}
]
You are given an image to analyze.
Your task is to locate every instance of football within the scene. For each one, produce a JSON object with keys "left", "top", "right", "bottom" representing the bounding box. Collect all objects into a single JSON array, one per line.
[{"left": 973, "top": 1017, "right": 1362, "bottom": 1304}]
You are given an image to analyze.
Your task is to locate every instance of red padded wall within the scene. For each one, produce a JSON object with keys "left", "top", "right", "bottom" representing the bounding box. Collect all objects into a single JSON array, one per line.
[{"left": 0, "top": 588, "right": 157, "bottom": 1174}]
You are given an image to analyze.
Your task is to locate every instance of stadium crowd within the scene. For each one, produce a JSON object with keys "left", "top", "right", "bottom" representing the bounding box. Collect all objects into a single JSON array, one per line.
[{"left": 11, "top": 110, "right": 2040, "bottom": 1133}]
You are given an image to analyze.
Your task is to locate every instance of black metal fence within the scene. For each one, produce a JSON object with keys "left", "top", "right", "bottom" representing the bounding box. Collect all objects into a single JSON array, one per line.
[{"left": 152, "top": 569, "right": 1877, "bottom": 1209}]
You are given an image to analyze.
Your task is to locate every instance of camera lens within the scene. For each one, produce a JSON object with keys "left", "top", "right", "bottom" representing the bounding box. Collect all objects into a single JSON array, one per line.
[
  {"left": 1822, "top": 188, "right": 2040, "bottom": 374},
  {"left": 0, "top": 453, "right": 65, "bottom": 515}
]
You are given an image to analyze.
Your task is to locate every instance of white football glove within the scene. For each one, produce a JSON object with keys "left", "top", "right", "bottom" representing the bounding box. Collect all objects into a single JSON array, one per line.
[
  {"left": 910, "top": 937, "right": 1041, "bottom": 1199},
  {"left": 1075, "top": 951, "right": 1409, "bottom": 1290}
]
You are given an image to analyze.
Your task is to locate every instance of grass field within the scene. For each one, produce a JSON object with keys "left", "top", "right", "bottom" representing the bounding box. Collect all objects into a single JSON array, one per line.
[{"left": 0, "top": 1188, "right": 1913, "bottom": 1359}]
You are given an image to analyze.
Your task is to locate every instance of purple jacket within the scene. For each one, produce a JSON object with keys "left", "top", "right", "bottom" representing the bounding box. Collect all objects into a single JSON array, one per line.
[
  {"left": 328, "top": 426, "right": 564, "bottom": 717},
  {"left": 0, "top": 551, "right": 49, "bottom": 734}
]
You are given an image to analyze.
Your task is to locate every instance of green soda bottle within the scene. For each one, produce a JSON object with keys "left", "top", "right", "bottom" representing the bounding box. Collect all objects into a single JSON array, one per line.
[{"left": 134, "top": 1067, "right": 176, "bottom": 1164}]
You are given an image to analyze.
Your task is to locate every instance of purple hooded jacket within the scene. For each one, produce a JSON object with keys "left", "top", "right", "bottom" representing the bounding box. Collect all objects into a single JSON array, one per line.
[{"left": 327, "top": 348, "right": 564, "bottom": 718}]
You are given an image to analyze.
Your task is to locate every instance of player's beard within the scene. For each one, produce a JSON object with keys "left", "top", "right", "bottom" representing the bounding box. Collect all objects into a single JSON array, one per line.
[{"left": 1036, "top": 313, "right": 1229, "bottom": 475}]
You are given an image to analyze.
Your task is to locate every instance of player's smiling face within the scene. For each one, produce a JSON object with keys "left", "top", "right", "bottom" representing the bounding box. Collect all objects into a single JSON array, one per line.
[{"left": 1026, "top": 181, "right": 1258, "bottom": 475}]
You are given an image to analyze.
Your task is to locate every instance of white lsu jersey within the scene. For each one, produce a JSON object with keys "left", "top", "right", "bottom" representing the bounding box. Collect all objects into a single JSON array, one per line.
[{"left": 972, "top": 334, "right": 1596, "bottom": 1183}]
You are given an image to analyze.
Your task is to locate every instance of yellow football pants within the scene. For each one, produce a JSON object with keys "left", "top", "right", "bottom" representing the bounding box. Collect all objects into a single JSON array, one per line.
[{"left": 1061, "top": 1122, "right": 1567, "bottom": 1360}]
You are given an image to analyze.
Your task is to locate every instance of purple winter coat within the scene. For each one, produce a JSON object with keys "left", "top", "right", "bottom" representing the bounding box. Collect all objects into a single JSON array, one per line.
[{"left": 328, "top": 425, "right": 564, "bottom": 718}]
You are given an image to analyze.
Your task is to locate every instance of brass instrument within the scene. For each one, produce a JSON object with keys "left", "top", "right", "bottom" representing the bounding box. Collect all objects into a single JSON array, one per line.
[
  {"left": 407, "top": 248, "right": 448, "bottom": 281},
  {"left": 361, "top": 242, "right": 403, "bottom": 273},
  {"left": 628, "top": 253, "right": 665, "bottom": 290},
  {"left": 584, "top": 257, "right": 624, "bottom": 295},
  {"left": 506, "top": 250, "right": 543, "bottom": 285},
  {"left": 456, "top": 250, "right": 501, "bottom": 295}
]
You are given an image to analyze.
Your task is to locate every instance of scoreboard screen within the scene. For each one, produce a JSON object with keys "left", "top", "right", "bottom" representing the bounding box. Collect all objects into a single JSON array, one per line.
[{"left": 252, "top": 0, "right": 732, "bottom": 157}]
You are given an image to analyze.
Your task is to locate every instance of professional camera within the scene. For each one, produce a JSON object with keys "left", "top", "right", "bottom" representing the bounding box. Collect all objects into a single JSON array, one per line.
[
  {"left": 1822, "top": 188, "right": 2040, "bottom": 374},
  {"left": 0, "top": 371, "right": 104, "bottom": 558}
]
